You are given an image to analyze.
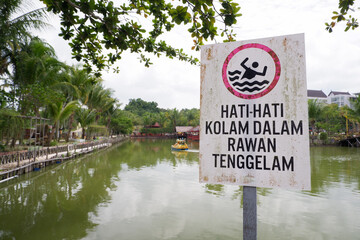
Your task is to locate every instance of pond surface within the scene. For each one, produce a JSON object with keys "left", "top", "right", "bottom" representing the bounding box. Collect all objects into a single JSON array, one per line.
[{"left": 0, "top": 139, "right": 360, "bottom": 239}]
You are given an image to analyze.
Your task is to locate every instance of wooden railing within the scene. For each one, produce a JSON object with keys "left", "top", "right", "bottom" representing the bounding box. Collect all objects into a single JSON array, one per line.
[{"left": 0, "top": 136, "right": 127, "bottom": 166}]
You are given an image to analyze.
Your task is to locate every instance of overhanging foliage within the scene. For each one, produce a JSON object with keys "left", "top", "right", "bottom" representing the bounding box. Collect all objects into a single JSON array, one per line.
[{"left": 40, "top": 0, "right": 241, "bottom": 75}]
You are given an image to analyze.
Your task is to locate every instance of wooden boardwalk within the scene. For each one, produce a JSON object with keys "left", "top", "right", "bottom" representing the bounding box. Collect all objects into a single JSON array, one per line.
[
  {"left": 338, "top": 136, "right": 360, "bottom": 147},
  {"left": 0, "top": 136, "right": 127, "bottom": 182}
]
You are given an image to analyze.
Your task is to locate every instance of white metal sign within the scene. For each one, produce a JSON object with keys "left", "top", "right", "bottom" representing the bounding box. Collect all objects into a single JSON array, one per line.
[{"left": 199, "top": 34, "right": 310, "bottom": 190}]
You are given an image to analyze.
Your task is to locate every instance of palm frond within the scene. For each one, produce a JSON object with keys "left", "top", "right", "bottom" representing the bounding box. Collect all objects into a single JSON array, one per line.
[{"left": 9, "top": 7, "right": 50, "bottom": 32}]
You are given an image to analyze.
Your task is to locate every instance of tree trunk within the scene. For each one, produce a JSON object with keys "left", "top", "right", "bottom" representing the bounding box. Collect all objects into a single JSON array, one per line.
[
  {"left": 107, "top": 117, "right": 111, "bottom": 136},
  {"left": 65, "top": 113, "right": 75, "bottom": 142},
  {"left": 47, "top": 122, "right": 57, "bottom": 145},
  {"left": 10, "top": 137, "right": 16, "bottom": 148}
]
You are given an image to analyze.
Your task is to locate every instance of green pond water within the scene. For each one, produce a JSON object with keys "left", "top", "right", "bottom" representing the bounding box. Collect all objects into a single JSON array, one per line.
[{"left": 0, "top": 139, "right": 360, "bottom": 240}]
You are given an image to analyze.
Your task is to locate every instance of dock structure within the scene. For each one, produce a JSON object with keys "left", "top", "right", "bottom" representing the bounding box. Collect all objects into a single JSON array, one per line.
[
  {"left": 0, "top": 136, "right": 127, "bottom": 182},
  {"left": 338, "top": 136, "right": 360, "bottom": 147}
]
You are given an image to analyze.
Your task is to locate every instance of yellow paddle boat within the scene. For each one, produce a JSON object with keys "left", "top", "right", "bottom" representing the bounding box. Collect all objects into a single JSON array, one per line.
[{"left": 171, "top": 139, "right": 188, "bottom": 151}]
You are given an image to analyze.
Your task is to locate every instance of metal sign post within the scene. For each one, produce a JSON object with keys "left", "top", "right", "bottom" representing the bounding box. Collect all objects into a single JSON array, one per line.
[
  {"left": 199, "top": 33, "right": 311, "bottom": 239},
  {"left": 243, "top": 186, "right": 257, "bottom": 240}
]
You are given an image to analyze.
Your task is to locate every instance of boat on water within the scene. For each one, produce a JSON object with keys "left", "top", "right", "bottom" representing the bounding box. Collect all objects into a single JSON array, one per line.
[{"left": 171, "top": 139, "right": 188, "bottom": 151}]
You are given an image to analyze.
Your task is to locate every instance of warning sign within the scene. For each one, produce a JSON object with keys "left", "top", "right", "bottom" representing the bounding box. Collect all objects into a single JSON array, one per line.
[
  {"left": 222, "top": 43, "right": 281, "bottom": 99},
  {"left": 199, "top": 34, "right": 311, "bottom": 190}
]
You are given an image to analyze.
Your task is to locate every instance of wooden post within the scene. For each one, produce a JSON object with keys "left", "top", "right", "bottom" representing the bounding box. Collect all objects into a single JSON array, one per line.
[
  {"left": 42, "top": 118, "right": 45, "bottom": 146},
  {"left": 243, "top": 186, "right": 257, "bottom": 240},
  {"left": 29, "top": 118, "right": 32, "bottom": 147}
]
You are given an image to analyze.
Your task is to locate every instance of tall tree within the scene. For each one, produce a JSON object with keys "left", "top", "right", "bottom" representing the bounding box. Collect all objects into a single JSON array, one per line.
[
  {"left": 14, "top": 38, "right": 65, "bottom": 115},
  {"left": 0, "top": 109, "right": 24, "bottom": 148},
  {"left": 75, "top": 108, "right": 96, "bottom": 139},
  {"left": 55, "top": 66, "right": 98, "bottom": 141},
  {"left": 86, "top": 84, "right": 115, "bottom": 123},
  {"left": 317, "top": 104, "right": 343, "bottom": 136},
  {"left": 46, "top": 100, "right": 78, "bottom": 144},
  {"left": 308, "top": 99, "right": 324, "bottom": 135},
  {"left": 124, "top": 98, "right": 160, "bottom": 116},
  {"left": 0, "top": 0, "right": 49, "bottom": 76},
  {"left": 167, "top": 108, "right": 180, "bottom": 132}
]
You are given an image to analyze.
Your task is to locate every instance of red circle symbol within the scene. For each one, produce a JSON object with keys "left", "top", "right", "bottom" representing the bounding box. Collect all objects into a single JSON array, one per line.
[{"left": 222, "top": 43, "right": 281, "bottom": 99}]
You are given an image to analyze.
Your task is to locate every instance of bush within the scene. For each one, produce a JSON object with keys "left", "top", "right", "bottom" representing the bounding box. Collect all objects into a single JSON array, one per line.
[
  {"left": 50, "top": 140, "right": 58, "bottom": 146},
  {"left": 319, "top": 132, "right": 328, "bottom": 143}
]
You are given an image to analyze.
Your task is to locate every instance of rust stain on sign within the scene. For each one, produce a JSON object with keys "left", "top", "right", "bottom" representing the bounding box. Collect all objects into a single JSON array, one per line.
[
  {"left": 215, "top": 174, "right": 237, "bottom": 183},
  {"left": 289, "top": 173, "right": 298, "bottom": 187},
  {"left": 200, "top": 64, "right": 206, "bottom": 105},
  {"left": 282, "top": 37, "right": 288, "bottom": 49},
  {"left": 206, "top": 46, "right": 214, "bottom": 60}
]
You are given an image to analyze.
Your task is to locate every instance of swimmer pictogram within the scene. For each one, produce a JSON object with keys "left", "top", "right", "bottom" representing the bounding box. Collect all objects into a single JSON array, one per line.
[{"left": 222, "top": 43, "right": 281, "bottom": 99}]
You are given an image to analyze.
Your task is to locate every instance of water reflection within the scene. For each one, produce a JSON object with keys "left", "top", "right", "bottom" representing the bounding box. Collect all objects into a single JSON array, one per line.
[
  {"left": 310, "top": 146, "right": 360, "bottom": 195},
  {"left": 0, "top": 140, "right": 359, "bottom": 239},
  {"left": 204, "top": 184, "right": 225, "bottom": 197},
  {"left": 0, "top": 149, "right": 123, "bottom": 240}
]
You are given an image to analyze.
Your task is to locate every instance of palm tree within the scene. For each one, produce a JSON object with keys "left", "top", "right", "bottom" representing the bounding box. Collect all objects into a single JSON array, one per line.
[
  {"left": 308, "top": 99, "right": 323, "bottom": 135},
  {"left": 104, "top": 103, "right": 120, "bottom": 136},
  {"left": 75, "top": 108, "right": 96, "bottom": 139},
  {"left": 166, "top": 108, "right": 180, "bottom": 132},
  {"left": 0, "top": 108, "right": 24, "bottom": 148},
  {"left": 14, "top": 38, "right": 66, "bottom": 115},
  {"left": 86, "top": 84, "right": 115, "bottom": 124},
  {"left": 46, "top": 100, "right": 78, "bottom": 145},
  {"left": 1, "top": 0, "right": 49, "bottom": 76},
  {"left": 1, "top": 0, "right": 50, "bottom": 114},
  {"left": 157, "top": 112, "right": 167, "bottom": 128},
  {"left": 55, "top": 66, "right": 98, "bottom": 141}
]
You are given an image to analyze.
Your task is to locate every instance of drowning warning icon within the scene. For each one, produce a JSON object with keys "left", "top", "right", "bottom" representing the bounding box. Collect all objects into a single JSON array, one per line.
[{"left": 222, "top": 43, "right": 281, "bottom": 99}]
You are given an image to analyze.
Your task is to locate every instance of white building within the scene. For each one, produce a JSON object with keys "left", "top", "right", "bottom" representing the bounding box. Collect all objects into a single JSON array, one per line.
[{"left": 327, "top": 91, "right": 357, "bottom": 108}]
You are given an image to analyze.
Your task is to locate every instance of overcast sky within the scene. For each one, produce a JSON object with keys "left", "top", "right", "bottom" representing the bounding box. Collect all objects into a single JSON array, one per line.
[{"left": 32, "top": 0, "right": 360, "bottom": 109}]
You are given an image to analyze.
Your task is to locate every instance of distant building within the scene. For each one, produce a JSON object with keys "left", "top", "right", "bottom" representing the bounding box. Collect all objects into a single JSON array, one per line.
[
  {"left": 175, "top": 126, "right": 194, "bottom": 138},
  {"left": 188, "top": 126, "right": 200, "bottom": 141},
  {"left": 327, "top": 91, "right": 357, "bottom": 108},
  {"left": 307, "top": 90, "right": 327, "bottom": 104},
  {"left": 307, "top": 90, "right": 357, "bottom": 109}
]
